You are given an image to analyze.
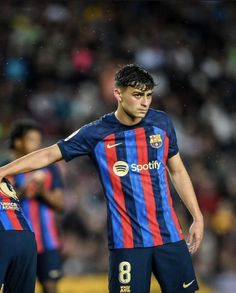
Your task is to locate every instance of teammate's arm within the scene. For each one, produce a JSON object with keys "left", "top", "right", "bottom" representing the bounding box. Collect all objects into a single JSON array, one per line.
[
  {"left": 39, "top": 188, "right": 64, "bottom": 212},
  {"left": 166, "top": 153, "right": 204, "bottom": 254},
  {"left": 0, "top": 144, "right": 62, "bottom": 180},
  {"left": 38, "top": 165, "right": 64, "bottom": 212}
]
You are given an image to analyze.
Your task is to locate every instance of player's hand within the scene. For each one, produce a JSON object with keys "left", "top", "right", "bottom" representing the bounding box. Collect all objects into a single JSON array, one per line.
[
  {"left": 24, "top": 171, "right": 45, "bottom": 198},
  {"left": 187, "top": 218, "right": 204, "bottom": 254}
]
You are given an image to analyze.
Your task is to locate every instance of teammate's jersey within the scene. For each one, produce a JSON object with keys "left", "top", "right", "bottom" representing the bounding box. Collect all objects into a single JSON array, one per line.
[
  {"left": 12, "top": 165, "right": 63, "bottom": 253},
  {"left": 58, "top": 109, "right": 184, "bottom": 249},
  {"left": 0, "top": 182, "right": 33, "bottom": 232}
]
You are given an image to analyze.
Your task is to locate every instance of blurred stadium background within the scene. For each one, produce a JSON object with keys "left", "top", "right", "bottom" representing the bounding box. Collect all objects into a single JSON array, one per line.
[{"left": 0, "top": 1, "right": 236, "bottom": 292}]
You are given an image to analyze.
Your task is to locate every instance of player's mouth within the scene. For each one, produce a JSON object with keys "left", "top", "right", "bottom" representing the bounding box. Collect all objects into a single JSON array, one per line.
[{"left": 138, "top": 109, "right": 147, "bottom": 114}]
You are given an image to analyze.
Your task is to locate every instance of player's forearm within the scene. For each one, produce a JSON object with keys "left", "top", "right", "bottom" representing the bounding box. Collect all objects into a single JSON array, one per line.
[
  {"left": 169, "top": 168, "right": 203, "bottom": 222},
  {"left": 0, "top": 144, "right": 62, "bottom": 178}
]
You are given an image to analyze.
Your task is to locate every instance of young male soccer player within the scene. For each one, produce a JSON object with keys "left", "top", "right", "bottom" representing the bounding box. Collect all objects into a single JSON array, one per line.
[
  {"left": 6, "top": 120, "right": 64, "bottom": 293},
  {"left": 0, "top": 64, "right": 204, "bottom": 293},
  {"left": 0, "top": 177, "right": 37, "bottom": 293}
]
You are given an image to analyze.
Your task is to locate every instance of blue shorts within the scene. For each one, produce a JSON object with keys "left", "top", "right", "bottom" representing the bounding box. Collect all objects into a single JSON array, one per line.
[
  {"left": 109, "top": 240, "right": 199, "bottom": 293},
  {"left": 37, "top": 249, "right": 63, "bottom": 283},
  {"left": 0, "top": 231, "right": 37, "bottom": 293}
]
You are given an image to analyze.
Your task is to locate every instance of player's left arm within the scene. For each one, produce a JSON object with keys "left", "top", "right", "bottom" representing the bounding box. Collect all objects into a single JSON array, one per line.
[
  {"left": 37, "top": 165, "right": 64, "bottom": 212},
  {"left": 39, "top": 187, "right": 64, "bottom": 212},
  {"left": 167, "top": 153, "right": 204, "bottom": 254}
]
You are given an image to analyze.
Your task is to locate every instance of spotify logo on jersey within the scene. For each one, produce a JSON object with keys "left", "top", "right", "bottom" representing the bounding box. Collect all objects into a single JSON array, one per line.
[
  {"left": 113, "top": 161, "right": 129, "bottom": 177},
  {"left": 113, "top": 160, "right": 161, "bottom": 177}
]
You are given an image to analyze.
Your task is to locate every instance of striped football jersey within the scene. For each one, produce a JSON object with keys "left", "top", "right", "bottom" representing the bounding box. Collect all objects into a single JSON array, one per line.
[{"left": 58, "top": 109, "right": 184, "bottom": 249}]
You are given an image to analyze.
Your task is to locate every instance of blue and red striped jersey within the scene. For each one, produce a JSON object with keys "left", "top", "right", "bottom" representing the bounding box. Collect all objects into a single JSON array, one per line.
[
  {"left": 0, "top": 183, "right": 33, "bottom": 232},
  {"left": 58, "top": 109, "right": 184, "bottom": 249},
  {"left": 12, "top": 165, "right": 63, "bottom": 253}
]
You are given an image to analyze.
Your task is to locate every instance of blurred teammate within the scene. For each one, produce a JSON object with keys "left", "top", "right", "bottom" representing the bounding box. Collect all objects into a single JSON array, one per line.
[
  {"left": 7, "top": 120, "right": 64, "bottom": 293},
  {"left": 0, "top": 177, "right": 37, "bottom": 293},
  {"left": 0, "top": 65, "right": 204, "bottom": 293}
]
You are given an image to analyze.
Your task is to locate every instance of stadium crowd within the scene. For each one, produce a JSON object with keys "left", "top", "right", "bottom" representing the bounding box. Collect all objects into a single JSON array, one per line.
[{"left": 0, "top": 1, "right": 236, "bottom": 292}]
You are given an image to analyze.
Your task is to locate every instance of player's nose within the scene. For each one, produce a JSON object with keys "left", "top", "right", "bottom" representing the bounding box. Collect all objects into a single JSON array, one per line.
[{"left": 141, "top": 96, "right": 149, "bottom": 106}]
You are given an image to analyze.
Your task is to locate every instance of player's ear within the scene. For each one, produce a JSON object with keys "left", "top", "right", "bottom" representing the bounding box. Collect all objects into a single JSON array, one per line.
[{"left": 114, "top": 88, "right": 122, "bottom": 102}]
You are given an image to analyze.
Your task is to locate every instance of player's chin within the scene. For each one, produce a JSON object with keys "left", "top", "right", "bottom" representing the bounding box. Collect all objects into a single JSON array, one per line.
[{"left": 136, "top": 112, "right": 147, "bottom": 118}]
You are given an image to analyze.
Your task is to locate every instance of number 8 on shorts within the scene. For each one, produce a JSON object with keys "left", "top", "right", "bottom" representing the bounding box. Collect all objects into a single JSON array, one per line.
[{"left": 119, "top": 261, "right": 131, "bottom": 284}]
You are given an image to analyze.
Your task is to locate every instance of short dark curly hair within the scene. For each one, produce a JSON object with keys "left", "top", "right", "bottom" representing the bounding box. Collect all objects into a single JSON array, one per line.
[
  {"left": 115, "top": 64, "right": 155, "bottom": 90},
  {"left": 8, "top": 119, "right": 42, "bottom": 150}
]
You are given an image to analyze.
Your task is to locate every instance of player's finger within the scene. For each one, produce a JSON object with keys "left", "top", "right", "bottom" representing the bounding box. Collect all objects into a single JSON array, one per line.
[
  {"left": 187, "top": 232, "right": 196, "bottom": 253},
  {"left": 188, "top": 242, "right": 195, "bottom": 254},
  {"left": 192, "top": 238, "right": 201, "bottom": 253},
  {"left": 190, "top": 237, "right": 202, "bottom": 254},
  {"left": 187, "top": 233, "right": 193, "bottom": 246}
]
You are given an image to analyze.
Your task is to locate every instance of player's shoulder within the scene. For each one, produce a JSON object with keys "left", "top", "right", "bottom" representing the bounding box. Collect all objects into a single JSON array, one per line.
[
  {"left": 82, "top": 112, "right": 114, "bottom": 129},
  {"left": 64, "top": 112, "right": 116, "bottom": 143},
  {"left": 147, "top": 108, "right": 171, "bottom": 123},
  {"left": 145, "top": 108, "right": 176, "bottom": 136},
  {"left": 80, "top": 112, "right": 116, "bottom": 135},
  {"left": 63, "top": 119, "right": 101, "bottom": 140}
]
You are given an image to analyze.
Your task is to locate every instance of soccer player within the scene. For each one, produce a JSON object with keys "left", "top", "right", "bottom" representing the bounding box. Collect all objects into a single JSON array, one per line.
[
  {"left": 0, "top": 177, "right": 37, "bottom": 293},
  {"left": 6, "top": 120, "right": 64, "bottom": 293},
  {"left": 0, "top": 64, "right": 204, "bottom": 293}
]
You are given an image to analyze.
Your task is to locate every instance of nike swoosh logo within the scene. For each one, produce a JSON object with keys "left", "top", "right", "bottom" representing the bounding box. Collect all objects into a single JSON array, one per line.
[
  {"left": 107, "top": 142, "right": 123, "bottom": 149},
  {"left": 183, "top": 279, "right": 195, "bottom": 288}
]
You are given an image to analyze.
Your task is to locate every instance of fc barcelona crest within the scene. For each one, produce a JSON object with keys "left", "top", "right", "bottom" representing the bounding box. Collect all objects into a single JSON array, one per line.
[{"left": 149, "top": 134, "right": 162, "bottom": 148}]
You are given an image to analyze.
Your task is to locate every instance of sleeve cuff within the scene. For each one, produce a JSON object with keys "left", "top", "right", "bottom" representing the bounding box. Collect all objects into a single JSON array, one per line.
[
  {"left": 57, "top": 141, "right": 72, "bottom": 162},
  {"left": 168, "top": 149, "right": 179, "bottom": 159}
]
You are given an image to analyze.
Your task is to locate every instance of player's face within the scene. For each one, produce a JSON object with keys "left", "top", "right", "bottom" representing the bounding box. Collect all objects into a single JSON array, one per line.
[
  {"left": 116, "top": 86, "right": 153, "bottom": 120},
  {"left": 16, "top": 130, "right": 42, "bottom": 155}
]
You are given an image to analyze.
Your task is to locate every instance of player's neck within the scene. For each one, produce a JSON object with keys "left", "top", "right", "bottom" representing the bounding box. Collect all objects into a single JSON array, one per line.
[{"left": 115, "top": 109, "right": 142, "bottom": 126}]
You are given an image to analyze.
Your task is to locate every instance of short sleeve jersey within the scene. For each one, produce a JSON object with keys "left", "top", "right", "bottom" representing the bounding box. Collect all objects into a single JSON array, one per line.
[{"left": 58, "top": 109, "right": 184, "bottom": 249}]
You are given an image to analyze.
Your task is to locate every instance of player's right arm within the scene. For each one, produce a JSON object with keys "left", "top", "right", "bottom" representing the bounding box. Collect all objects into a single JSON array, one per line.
[{"left": 0, "top": 144, "right": 62, "bottom": 181}]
